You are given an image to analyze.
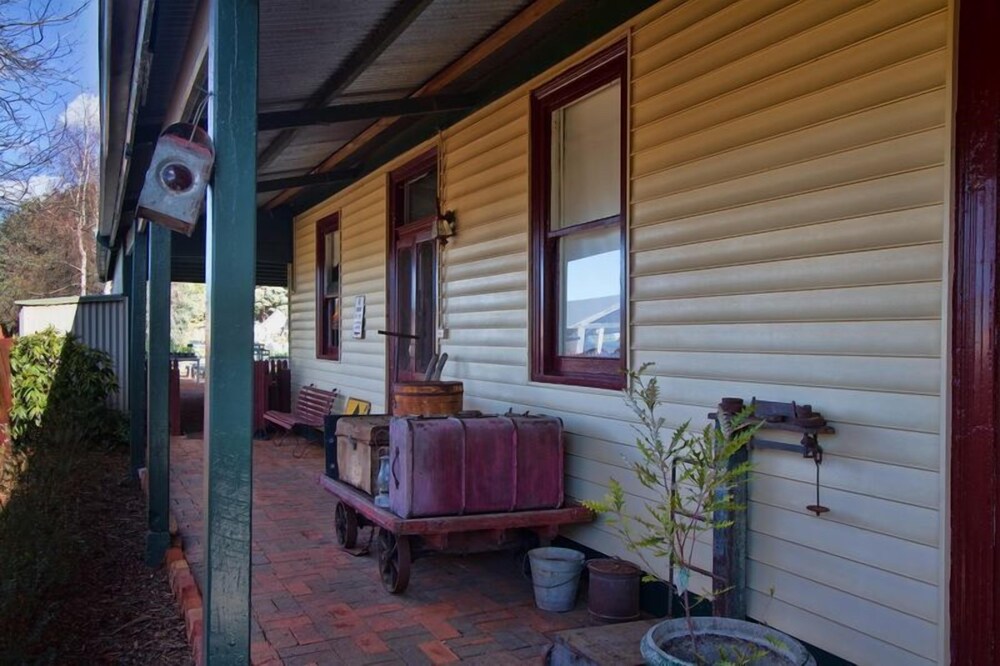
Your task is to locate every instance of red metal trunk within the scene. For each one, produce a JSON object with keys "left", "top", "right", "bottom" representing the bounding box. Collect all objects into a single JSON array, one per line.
[{"left": 389, "top": 414, "right": 564, "bottom": 518}]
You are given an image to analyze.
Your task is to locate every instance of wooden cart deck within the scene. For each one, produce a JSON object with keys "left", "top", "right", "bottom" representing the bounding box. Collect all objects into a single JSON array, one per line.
[{"left": 317, "top": 474, "right": 592, "bottom": 593}]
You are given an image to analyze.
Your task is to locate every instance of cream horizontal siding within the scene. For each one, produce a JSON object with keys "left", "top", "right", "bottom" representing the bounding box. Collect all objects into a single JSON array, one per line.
[
  {"left": 627, "top": 0, "right": 948, "bottom": 663},
  {"left": 289, "top": 0, "right": 951, "bottom": 663},
  {"left": 290, "top": 177, "right": 389, "bottom": 411}
]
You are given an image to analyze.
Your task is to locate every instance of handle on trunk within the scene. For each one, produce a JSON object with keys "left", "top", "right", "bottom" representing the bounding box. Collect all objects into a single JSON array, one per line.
[{"left": 391, "top": 448, "right": 400, "bottom": 489}]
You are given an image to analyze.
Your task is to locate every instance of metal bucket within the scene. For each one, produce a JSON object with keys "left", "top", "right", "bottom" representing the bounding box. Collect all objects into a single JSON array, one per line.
[
  {"left": 528, "top": 547, "right": 585, "bottom": 612},
  {"left": 586, "top": 558, "right": 641, "bottom": 622}
]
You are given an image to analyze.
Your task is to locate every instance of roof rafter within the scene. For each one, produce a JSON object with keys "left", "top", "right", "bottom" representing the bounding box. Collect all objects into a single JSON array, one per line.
[
  {"left": 256, "top": 0, "right": 435, "bottom": 170},
  {"left": 264, "top": 0, "right": 565, "bottom": 210},
  {"left": 257, "top": 94, "right": 478, "bottom": 132},
  {"left": 256, "top": 168, "right": 360, "bottom": 193}
]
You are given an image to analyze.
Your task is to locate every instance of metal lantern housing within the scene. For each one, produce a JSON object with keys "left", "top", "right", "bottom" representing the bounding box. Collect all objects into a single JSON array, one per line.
[{"left": 137, "top": 123, "right": 214, "bottom": 236}]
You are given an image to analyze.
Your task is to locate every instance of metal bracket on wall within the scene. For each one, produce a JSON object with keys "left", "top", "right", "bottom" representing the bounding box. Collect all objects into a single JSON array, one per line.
[{"left": 711, "top": 398, "right": 835, "bottom": 516}]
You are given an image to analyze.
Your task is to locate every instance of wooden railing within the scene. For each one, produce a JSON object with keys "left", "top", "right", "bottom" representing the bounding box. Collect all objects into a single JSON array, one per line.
[
  {"left": 253, "top": 359, "right": 290, "bottom": 435},
  {"left": 165, "top": 357, "right": 290, "bottom": 437}
]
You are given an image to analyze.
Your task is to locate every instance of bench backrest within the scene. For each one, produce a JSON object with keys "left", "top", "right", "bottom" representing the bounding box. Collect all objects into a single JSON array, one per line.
[{"left": 295, "top": 385, "right": 337, "bottom": 421}]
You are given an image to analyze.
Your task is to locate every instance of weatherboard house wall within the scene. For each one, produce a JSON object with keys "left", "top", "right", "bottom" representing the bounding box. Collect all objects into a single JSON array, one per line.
[{"left": 289, "top": 1, "right": 952, "bottom": 664}]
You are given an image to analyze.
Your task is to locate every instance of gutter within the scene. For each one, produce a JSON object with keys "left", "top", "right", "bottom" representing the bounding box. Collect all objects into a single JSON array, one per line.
[{"left": 99, "top": 0, "right": 156, "bottom": 280}]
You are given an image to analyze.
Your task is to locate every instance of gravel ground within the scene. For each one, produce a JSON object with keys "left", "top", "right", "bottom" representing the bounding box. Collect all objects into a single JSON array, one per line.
[{"left": 45, "top": 449, "right": 192, "bottom": 665}]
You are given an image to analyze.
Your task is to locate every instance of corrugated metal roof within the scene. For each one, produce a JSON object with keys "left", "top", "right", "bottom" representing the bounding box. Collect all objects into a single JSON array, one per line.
[
  {"left": 113, "top": 0, "right": 655, "bottom": 248},
  {"left": 255, "top": 0, "right": 531, "bottom": 183},
  {"left": 258, "top": 0, "right": 397, "bottom": 110},
  {"left": 343, "top": 0, "right": 529, "bottom": 97},
  {"left": 144, "top": 0, "right": 200, "bottom": 121}
]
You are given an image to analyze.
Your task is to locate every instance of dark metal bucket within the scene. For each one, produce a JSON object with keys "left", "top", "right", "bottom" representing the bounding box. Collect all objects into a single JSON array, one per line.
[{"left": 586, "top": 559, "right": 641, "bottom": 622}]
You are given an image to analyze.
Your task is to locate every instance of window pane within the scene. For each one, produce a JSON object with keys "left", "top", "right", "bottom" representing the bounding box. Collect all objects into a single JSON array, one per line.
[
  {"left": 415, "top": 240, "right": 436, "bottom": 373},
  {"left": 558, "top": 227, "right": 621, "bottom": 358},
  {"left": 550, "top": 81, "right": 621, "bottom": 230},
  {"left": 404, "top": 170, "right": 437, "bottom": 224},
  {"left": 396, "top": 246, "right": 413, "bottom": 373},
  {"left": 325, "top": 297, "right": 339, "bottom": 352},
  {"left": 323, "top": 229, "right": 340, "bottom": 298}
]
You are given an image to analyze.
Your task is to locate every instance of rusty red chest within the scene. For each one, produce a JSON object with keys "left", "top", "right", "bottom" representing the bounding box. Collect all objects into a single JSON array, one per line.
[{"left": 388, "top": 414, "right": 564, "bottom": 518}]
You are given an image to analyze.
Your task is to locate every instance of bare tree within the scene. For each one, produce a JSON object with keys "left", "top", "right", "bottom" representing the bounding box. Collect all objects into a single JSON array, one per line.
[
  {"left": 0, "top": 0, "right": 84, "bottom": 205},
  {"left": 54, "top": 93, "right": 98, "bottom": 293}
]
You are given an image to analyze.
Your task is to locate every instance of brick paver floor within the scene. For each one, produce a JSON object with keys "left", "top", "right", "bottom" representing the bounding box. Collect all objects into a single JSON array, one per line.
[{"left": 170, "top": 435, "right": 593, "bottom": 665}]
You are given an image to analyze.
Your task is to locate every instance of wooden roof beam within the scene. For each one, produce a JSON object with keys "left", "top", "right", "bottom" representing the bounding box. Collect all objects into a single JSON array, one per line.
[
  {"left": 257, "top": 94, "right": 477, "bottom": 131},
  {"left": 256, "top": 168, "right": 360, "bottom": 193},
  {"left": 264, "top": 0, "right": 565, "bottom": 210},
  {"left": 256, "top": 0, "right": 434, "bottom": 170}
]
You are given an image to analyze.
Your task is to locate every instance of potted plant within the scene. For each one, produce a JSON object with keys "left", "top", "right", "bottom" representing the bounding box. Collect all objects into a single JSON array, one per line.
[{"left": 584, "top": 364, "right": 815, "bottom": 665}]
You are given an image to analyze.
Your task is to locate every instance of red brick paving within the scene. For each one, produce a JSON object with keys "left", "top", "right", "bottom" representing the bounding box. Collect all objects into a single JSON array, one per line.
[{"left": 170, "top": 435, "right": 593, "bottom": 664}]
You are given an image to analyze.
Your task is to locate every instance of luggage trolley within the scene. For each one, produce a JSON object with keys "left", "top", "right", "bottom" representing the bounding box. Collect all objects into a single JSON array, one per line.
[{"left": 318, "top": 475, "right": 592, "bottom": 594}]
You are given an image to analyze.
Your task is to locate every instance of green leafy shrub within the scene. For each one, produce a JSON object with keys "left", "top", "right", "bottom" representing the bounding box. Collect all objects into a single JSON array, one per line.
[{"left": 7, "top": 328, "right": 126, "bottom": 451}]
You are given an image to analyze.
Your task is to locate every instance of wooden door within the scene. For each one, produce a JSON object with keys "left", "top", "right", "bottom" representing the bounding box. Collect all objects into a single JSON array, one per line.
[{"left": 387, "top": 151, "right": 438, "bottom": 392}]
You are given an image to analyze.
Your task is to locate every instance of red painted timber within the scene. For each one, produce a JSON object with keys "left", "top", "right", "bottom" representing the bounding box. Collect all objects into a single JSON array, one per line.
[
  {"left": 318, "top": 474, "right": 590, "bottom": 536},
  {"left": 951, "top": 0, "right": 1000, "bottom": 663}
]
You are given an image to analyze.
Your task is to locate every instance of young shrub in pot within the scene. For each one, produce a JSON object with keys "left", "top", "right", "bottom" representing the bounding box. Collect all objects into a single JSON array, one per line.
[{"left": 584, "top": 364, "right": 815, "bottom": 665}]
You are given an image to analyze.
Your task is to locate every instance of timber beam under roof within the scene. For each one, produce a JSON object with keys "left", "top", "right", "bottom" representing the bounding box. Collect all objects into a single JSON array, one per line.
[
  {"left": 256, "top": 168, "right": 359, "bottom": 193},
  {"left": 257, "top": 94, "right": 479, "bottom": 132},
  {"left": 135, "top": 93, "right": 476, "bottom": 142},
  {"left": 256, "top": 0, "right": 435, "bottom": 169}
]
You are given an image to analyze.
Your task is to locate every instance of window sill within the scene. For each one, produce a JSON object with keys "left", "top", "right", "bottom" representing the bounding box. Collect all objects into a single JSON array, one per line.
[{"left": 530, "top": 370, "right": 625, "bottom": 392}]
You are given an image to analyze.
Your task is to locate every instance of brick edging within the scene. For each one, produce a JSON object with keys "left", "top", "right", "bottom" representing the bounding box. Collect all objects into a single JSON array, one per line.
[
  {"left": 166, "top": 535, "right": 204, "bottom": 666},
  {"left": 140, "top": 467, "right": 203, "bottom": 665}
]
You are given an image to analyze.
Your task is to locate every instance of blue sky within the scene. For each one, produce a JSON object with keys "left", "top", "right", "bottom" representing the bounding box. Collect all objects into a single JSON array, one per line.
[
  {"left": 0, "top": 1, "right": 98, "bottom": 200},
  {"left": 51, "top": 1, "right": 99, "bottom": 113},
  {"left": 75, "top": 1, "right": 99, "bottom": 92}
]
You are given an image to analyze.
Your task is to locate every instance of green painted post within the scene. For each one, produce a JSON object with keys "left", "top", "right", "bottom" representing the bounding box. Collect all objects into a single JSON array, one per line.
[
  {"left": 128, "top": 223, "right": 148, "bottom": 478},
  {"left": 121, "top": 247, "right": 133, "bottom": 303},
  {"left": 146, "top": 222, "right": 172, "bottom": 566},
  {"left": 204, "top": 0, "right": 257, "bottom": 662}
]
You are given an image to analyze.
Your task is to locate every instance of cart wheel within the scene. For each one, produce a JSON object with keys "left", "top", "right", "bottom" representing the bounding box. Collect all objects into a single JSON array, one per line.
[
  {"left": 335, "top": 502, "right": 358, "bottom": 548},
  {"left": 376, "top": 528, "right": 411, "bottom": 594}
]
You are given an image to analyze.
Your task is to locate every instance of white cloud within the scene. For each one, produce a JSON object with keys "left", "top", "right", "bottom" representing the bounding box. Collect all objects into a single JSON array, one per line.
[
  {"left": 60, "top": 93, "right": 98, "bottom": 131},
  {"left": 0, "top": 175, "right": 61, "bottom": 205}
]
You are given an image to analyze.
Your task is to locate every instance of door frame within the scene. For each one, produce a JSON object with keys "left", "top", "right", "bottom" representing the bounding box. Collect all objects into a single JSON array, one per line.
[
  {"left": 950, "top": 0, "right": 1000, "bottom": 663},
  {"left": 385, "top": 148, "right": 438, "bottom": 404}
]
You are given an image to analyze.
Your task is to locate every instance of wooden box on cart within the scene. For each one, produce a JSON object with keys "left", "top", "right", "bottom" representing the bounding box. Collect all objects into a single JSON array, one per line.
[{"left": 336, "top": 415, "right": 391, "bottom": 495}]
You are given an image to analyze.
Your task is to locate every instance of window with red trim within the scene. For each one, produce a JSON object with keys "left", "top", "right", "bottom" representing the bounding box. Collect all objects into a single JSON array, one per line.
[
  {"left": 530, "top": 42, "right": 627, "bottom": 389},
  {"left": 316, "top": 213, "right": 341, "bottom": 360}
]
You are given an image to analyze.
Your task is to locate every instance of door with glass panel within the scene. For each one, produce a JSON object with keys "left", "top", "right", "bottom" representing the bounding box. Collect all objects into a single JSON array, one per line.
[{"left": 387, "top": 152, "right": 438, "bottom": 387}]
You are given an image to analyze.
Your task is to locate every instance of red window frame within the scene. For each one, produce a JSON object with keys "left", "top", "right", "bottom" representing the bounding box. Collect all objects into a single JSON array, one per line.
[
  {"left": 315, "top": 213, "right": 341, "bottom": 360},
  {"left": 529, "top": 41, "right": 628, "bottom": 390}
]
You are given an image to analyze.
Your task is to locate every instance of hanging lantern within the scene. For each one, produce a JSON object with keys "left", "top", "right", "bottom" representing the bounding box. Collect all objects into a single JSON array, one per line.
[{"left": 137, "top": 123, "right": 214, "bottom": 236}]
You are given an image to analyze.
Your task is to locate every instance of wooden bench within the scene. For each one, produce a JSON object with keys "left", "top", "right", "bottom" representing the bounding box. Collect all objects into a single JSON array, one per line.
[
  {"left": 264, "top": 384, "right": 337, "bottom": 445},
  {"left": 293, "top": 394, "right": 373, "bottom": 459}
]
